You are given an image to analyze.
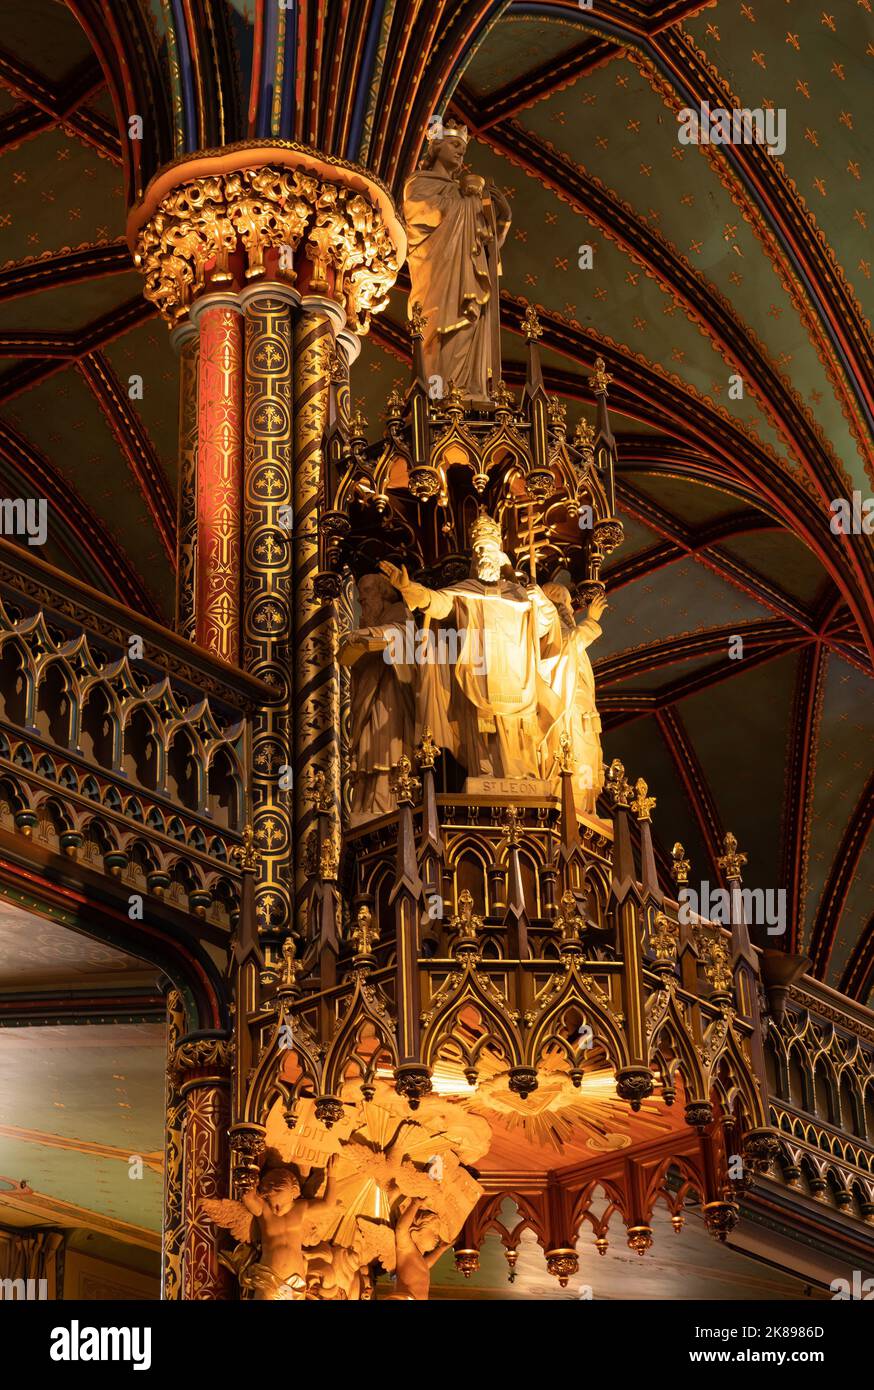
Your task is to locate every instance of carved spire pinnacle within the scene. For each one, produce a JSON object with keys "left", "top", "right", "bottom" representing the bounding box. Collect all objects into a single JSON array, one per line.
[
  {"left": 233, "top": 824, "right": 262, "bottom": 873},
  {"left": 390, "top": 754, "right": 421, "bottom": 806},
  {"left": 415, "top": 728, "right": 440, "bottom": 770},
  {"left": 717, "top": 831, "right": 747, "bottom": 881},
  {"left": 605, "top": 758, "right": 631, "bottom": 808},
  {"left": 522, "top": 303, "right": 543, "bottom": 341},
  {"left": 589, "top": 356, "right": 612, "bottom": 396},
  {"left": 631, "top": 777, "right": 656, "bottom": 822}
]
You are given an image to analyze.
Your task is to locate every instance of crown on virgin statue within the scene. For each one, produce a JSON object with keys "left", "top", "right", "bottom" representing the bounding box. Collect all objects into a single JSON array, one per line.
[{"left": 427, "top": 119, "right": 469, "bottom": 146}]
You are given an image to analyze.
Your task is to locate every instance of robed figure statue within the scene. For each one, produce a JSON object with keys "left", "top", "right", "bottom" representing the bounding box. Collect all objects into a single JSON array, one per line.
[{"left": 402, "top": 122, "right": 511, "bottom": 406}]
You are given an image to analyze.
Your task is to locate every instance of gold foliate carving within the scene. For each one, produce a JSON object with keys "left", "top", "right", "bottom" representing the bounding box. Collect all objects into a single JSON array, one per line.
[
  {"left": 174, "top": 1039, "right": 232, "bottom": 1075},
  {"left": 630, "top": 777, "right": 656, "bottom": 821},
  {"left": 589, "top": 356, "right": 612, "bottom": 395},
  {"left": 502, "top": 805, "right": 523, "bottom": 846},
  {"left": 134, "top": 166, "right": 399, "bottom": 329},
  {"left": 717, "top": 831, "right": 748, "bottom": 881},
  {"left": 233, "top": 824, "right": 263, "bottom": 873},
  {"left": 697, "top": 931, "right": 733, "bottom": 994},
  {"left": 415, "top": 728, "right": 440, "bottom": 769},
  {"left": 671, "top": 842, "right": 690, "bottom": 887},
  {"left": 651, "top": 912, "right": 679, "bottom": 962},
  {"left": 390, "top": 755, "right": 420, "bottom": 805}
]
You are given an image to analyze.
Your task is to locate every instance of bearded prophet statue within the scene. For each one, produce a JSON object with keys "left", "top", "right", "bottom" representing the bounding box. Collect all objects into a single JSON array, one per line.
[
  {"left": 379, "top": 513, "right": 562, "bottom": 780},
  {"left": 402, "top": 122, "right": 511, "bottom": 405}
]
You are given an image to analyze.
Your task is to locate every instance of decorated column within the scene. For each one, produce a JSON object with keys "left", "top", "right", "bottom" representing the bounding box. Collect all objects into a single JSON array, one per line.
[
  {"left": 171, "top": 322, "right": 199, "bottom": 642},
  {"left": 176, "top": 1036, "right": 233, "bottom": 1301},
  {"left": 241, "top": 285, "right": 296, "bottom": 936},
  {"left": 160, "top": 984, "right": 185, "bottom": 1301},
  {"left": 191, "top": 293, "right": 244, "bottom": 666}
]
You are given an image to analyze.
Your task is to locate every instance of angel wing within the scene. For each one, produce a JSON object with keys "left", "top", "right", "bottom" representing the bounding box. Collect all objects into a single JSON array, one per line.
[{"left": 200, "top": 1198, "right": 255, "bottom": 1245}]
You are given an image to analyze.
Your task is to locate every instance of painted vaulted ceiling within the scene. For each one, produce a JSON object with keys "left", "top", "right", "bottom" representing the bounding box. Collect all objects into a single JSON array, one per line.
[{"left": 0, "top": 0, "right": 871, "bottom": 1002}]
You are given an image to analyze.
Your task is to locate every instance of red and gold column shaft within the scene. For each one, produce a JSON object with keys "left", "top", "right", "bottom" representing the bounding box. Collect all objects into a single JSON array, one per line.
[
  {"left": 193, "top": 295, "right": 244, "bottom": 665},
  {"left": 177, "top": 1039, "right": 232, "bottom": 1301},
  {"left": 242, "top": 287, "right": 295, "bottom": 936},
  {"left": 292, "top": 305, "right": 341, "bottom": 931},
  {"left": 172, "top": 323, "right": 199, "bottom": 642}
]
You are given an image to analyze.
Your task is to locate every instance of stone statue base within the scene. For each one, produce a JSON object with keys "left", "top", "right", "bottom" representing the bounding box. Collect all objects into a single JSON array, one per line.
[{"left": 464, "top": 776, "right": 554, "bottom": 798}]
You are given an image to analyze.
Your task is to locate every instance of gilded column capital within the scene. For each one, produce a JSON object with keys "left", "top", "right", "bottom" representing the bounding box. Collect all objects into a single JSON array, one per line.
[{"left": 129, "top": 143, "right": 404, "bottom": 331}]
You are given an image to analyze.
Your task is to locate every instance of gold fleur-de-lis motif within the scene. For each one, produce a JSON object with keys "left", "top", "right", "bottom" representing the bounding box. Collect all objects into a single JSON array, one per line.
[
  {"left": 390, "top": 754, "right": 420, "bottom": 805},
  {"left": 502, "top": 805, "right": 523, "bottom": 846},
  {"left": 717, "top": 831, "right": 747, "bottom": 881},
  {"left": 631, "top": 777, "right": 656, "bottom": 821},
  {"left": 233, "top": 823, "right": 262, "bottom": 872},
  {"left": 589, "top": 356, "right": 612, "bottom": 395}
]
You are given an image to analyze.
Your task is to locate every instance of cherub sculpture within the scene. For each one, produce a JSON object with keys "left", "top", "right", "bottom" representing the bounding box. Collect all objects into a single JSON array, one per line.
[{"left": 202, "top": 1158, "right": 342, "bottom": 1300}]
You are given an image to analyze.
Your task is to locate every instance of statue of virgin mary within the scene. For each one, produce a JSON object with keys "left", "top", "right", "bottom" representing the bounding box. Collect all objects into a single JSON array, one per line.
[{"left": 402, "top": 121, "right": 511, "bottom": 406}]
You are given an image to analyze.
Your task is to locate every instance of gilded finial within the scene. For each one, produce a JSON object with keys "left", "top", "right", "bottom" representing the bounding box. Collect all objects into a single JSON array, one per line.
[
  {"left": 671, "top": 842, "right": 690, "bottom": 887},
  {"left": 631, "top": 777, "right": 656, "bottom": 821},
  {"left": 319, "top": 833, "right": 339, "bottom": 880},
  {"left": 605, "top": 758, "right": 631, "bottom": 808},
  {"left": 415, "top": 728, "right": 440, "bottom": 769},
  {"left": 522, "top": 303, "right": 543, "bottom": 341},
  {"left": 451, "top": 889, "right": 482, "bottom": 941},
  {"left": 350, "top": 407, "right": 368, "bottom": 438},
  {"left": 717, "top": 831, "right": 747, "bottom": 882},
  {"left": 491, "top": 379, "right": 514, "bottom": 413},
  {"left": 350, "top": 905, "right": 379, "bottom": 957},
  {"left": 444, "top": 379, "right": 463, "bottom": 415},
  {"left": 386, "top": 386, "right": 404, "bottom": 418},
  {"left": 502, "top": 805, "right": 523, "bottom": 846},
  {"left": 556, "top": 889, "right": 585, "bottom": 944},
  {"left": 573, "top": 417, "right": 595, "bottom": 453},
  {"left": 589, "top": 356, "right": 612, "bottom": 395},
  {"left": 548, "top": 396, "right": 567, "bottom": 432},
  {"left": 390, "top": 754, "right": 421, "bottom": 805},
  {"left": 409, "top": 301, "right": 428, "bottom": 337},
  {"left": 278, "top": 935, "right": 303, "bottom": 990},
  {"left": 233, "top": 823, "right": 263, "bottom": 873}
]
